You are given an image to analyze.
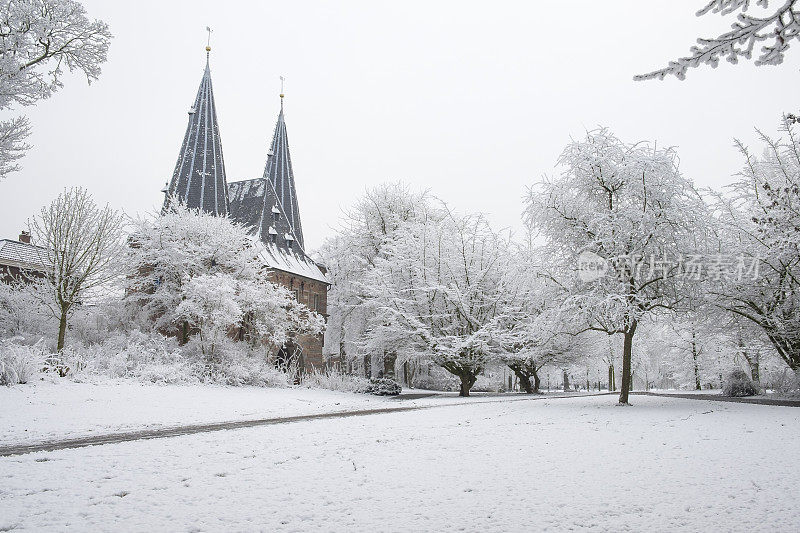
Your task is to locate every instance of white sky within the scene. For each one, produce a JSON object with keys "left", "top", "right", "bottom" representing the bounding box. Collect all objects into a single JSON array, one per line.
[{"left": 1, "top": 0, "right": 799, "bottom": 251}]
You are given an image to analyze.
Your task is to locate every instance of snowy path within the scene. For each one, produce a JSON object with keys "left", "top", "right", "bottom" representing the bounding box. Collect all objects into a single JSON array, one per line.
[
  {"left": 636, "top": 391, "right": 800, "bottom": 407},
  {"left": 0, "top": 405, "right": 427, "bottom": 457},
  {"left": 1, "top": 394, "right": 798, "bottom": 532}
]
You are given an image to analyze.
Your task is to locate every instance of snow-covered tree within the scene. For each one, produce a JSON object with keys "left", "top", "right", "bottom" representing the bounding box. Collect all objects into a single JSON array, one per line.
[
  {"left": 0, "top": 0, "right": 112, "bottom": 179},
  {"left": 319, "top": 182, "right": 430, "bottom": 377},
  {"left": 362, "top": 206, "right": 511, "bottom": 396},
  {"left": 525, "top": 128, "right": 707, "bottom": 404},
  {"left": 323, "top": 183, "right": 512, "bottom": 396},
  {"left": 710, "top": 120, "right": 800, "bottom": 383},
  {"left": 490, "top": 307, "right": 580, "bottom": 394},
  {"left": 483, "top": 242, "right": 584, "bottom": 394},
  {"left": 127, "top": 204, "right": 323, "bottom": 358},
  {"left": 29, "top": 187, "right": 125, "bottom": 352},
  {"left": 636, "top": 1, "right": 800, "bottom": 81}
]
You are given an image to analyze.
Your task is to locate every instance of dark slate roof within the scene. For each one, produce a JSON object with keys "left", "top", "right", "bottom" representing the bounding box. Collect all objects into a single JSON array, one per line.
[
  {"left": 163, "top": 54, "right": 229, "bottom": 216},
  {"left": 262, "top": 102, "right": 304, "bottom": 248},
  {"left": 228, "top": 178, "right": 328, "bottom": 284},
  {"left": 0, "top": 239, "right": 47, "bottom": 270}
]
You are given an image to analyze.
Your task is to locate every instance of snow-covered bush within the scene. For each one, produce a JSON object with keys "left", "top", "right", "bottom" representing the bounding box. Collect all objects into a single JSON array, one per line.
[
  {"left": 0, "top": 339, "right": 46, "bottom": 385},
  {"left": 768, "top": 368, "right": 800, "bottom": 396},
  {"left": 301, "top": 367, "right": 370, "bottom": 393},
  {"left": 723, "top": 369, "right": 759, "bottom": 397},
  {"left": 412, "top": 366, "right": 459, "bottom": 391},
  {"left": 471, "top": 374, "right": 505, "bottom": 393},
  {"left": 71, "top": 331, "right": 189, "bottom": 383},
  {"left": 365, "top": 377, "right": 402, "bottom": 396},
  {"left": 0, "top": 281, "right": 53, "bottom": 345},
  {"left": 181, "top": 337, "right": 289, "bottom": 387}
]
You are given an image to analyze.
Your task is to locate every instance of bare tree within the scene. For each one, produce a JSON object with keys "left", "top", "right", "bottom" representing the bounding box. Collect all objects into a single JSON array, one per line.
[
  {"left": 30, "top": 187, "right": 125, "bottom": 352},
  {"left": 636, "top": 1, "right": 800, "bottom": 81},
  {"left": 0, "top": 0, "right": 112, "bottom": 180}
]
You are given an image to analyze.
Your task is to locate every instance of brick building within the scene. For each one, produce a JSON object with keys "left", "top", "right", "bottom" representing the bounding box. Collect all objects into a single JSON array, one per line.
[{"left": 161, "top": 47, "right": 329, "bottom": 372}]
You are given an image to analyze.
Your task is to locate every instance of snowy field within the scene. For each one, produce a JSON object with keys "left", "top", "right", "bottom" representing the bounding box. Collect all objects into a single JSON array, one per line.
[
  {"left": 0, "top": 379, "right": 596, "bottom": 447},
  {"left": 0, "top": 380, "right": 397, "bottom": 446},
  {"left": 1, "top": 393, "right": 798, "bottom": 532}
]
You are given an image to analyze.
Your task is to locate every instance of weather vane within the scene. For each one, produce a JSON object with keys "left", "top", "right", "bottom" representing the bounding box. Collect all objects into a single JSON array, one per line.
[{"left": 205, "top": 26, "right": 212, "bottom": 53}]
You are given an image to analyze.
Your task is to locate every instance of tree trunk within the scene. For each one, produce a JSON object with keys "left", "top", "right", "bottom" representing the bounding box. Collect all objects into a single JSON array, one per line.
[
  {"left": 532, "top": 368, "right": 541, "bottom": 394},
  {"left": 692, "top": 338, "right": 701, "bottom": 390},
  {"left": 750, "top": 357, "right": 761, "bottom": 386},
  {"left": 562, "top": 370, "right": 570, "bottom": 392},
  {"left": 363, "top": 352, "right": 371, "bottom": 378},
  {"left": 180, "top": 321, "right": 189, "bottom": 346},
  {"left": 517, "top": 373, "right": 533, "bottom": 394},
  {"left": 618, "top": 324, "right": 637, "bottom": 405},
  {"left": 57, "top": 307, "right": 68, "bottom": 352},
  {"left": 508, "top": 364, "right": 536, "bottom": 394},
  {"left": 459, "top": 373, "right": 475, "bottom": 397},
  {"left": 383, "top": 350, "right": 397, "bottom": 379},
  {"left": 742, "top": 346, "right": 761, "bottom": 387},
  {"left": 608, "top": 365, "right": 615, "bottom": 391}
]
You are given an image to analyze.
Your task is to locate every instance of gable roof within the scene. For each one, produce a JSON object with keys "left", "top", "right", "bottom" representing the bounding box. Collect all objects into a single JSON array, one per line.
[
  {"left": 228, "top": 178, "right": 328, "bottom": 284},
  {"left": 162, "top": 53, "right": 229, "bottom": 216},
  {"left": 0, "top": 239, "right": 47, "bottom": 271}
]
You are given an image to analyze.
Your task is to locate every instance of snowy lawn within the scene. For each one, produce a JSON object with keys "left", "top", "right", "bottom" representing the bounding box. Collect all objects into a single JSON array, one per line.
[
  {"left": 1, "top": 395, "right": 798, "bottom": 531},
  {"left": 0, "top": 379, "right": 396, "bottom": 446},
  {"left": 0, "top": 379, "right": 557, "bottom": 447}
]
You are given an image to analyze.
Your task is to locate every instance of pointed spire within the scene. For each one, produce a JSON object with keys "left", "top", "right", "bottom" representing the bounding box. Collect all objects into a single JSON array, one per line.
[
  {"left": 262, "top": 88, "right": 304, "bottom": 248},
  {"left": 162, "top": 41, "right": 228, "bottom": 216}
]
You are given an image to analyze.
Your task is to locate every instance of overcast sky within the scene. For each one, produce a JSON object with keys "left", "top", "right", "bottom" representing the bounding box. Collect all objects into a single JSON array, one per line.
[{"left": 1, "top": 0, "right": 799, "bottom": 250}]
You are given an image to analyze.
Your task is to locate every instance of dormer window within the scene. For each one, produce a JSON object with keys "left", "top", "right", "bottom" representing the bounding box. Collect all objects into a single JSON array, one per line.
[
  {"left": 285, "top": 233, "right": 294, "bottom": 250},
  {"left": 271, "top": 204, "right": 280, "bottom": 222},
  {"left": 268, "top": 226, "right": 278, "bottom": 244}
]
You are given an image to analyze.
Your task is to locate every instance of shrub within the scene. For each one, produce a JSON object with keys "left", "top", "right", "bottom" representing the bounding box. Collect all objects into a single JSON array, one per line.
[
  {"left": 194, "top": 339, "right": 290, "bottom": 388},
  {"left": 301, "top": 367, "right": 371, "bottom": 393},
  {"left": 412, "top": 366, "right": 459, "bottom": 391},
  {"left": 0, "top": 339, "right": 46, "bottom": 385},
  {"left": 365, "top": 377, "right": 402, "bottom": 396},
  {"left": 723, "top": 369, "right": 759, "bottom": 397},
  {"left": 471, "top": 374, "right": 505, "bottom": 393}
]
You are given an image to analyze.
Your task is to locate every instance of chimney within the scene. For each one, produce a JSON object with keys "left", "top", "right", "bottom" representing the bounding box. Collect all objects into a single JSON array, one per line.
[{"left": 18, "top": 230, "right": 30, "bottom": 244}]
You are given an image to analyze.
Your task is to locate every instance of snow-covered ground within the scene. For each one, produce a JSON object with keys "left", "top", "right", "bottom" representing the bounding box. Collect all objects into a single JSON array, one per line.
[
  {"left": 0, "top": 379, "right": 563, "bottom": 446},
  {"left": 2, "top": 393, "right": 798, "bottom": 531},
  {"left": 0, "top": 380, "right": 395, "bottom": 446}
]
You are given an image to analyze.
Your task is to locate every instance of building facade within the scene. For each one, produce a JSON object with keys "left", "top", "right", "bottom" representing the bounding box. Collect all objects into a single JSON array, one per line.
[{"left": 163, "top": 49, "right": 329, "bottom": 372}]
